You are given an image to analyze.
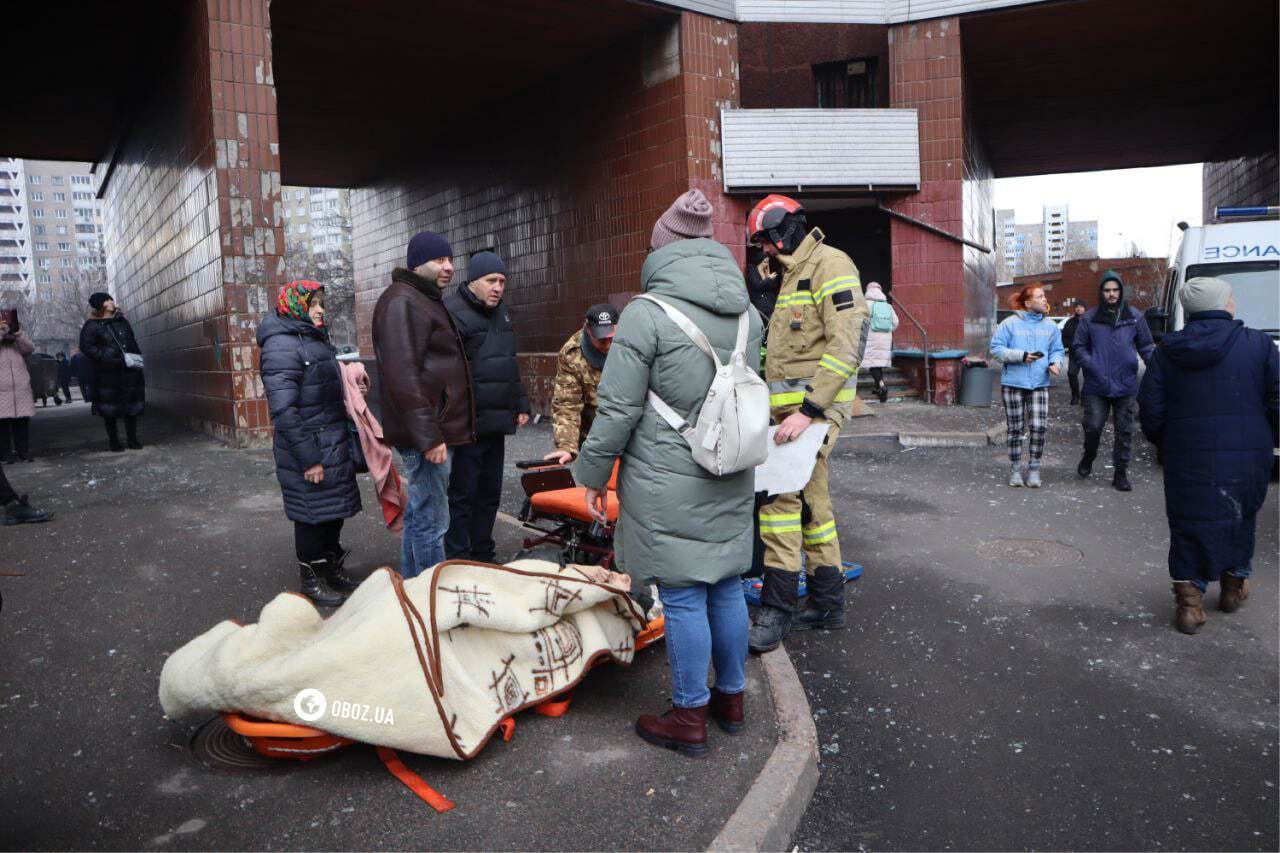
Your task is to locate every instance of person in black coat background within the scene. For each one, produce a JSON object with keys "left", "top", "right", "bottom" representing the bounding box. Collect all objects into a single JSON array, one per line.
[
  {"left": 443, "top": 251, "right": 530, "bottom": 562},
  {"left": 79, "top": 292, "right": 145, "bottom": 452},
  {"left": 1138, "top": 277, "right": 1279, "bottom": 635},
  {"left": 258, "top": 280, "right": 362, "bottom": 606}
]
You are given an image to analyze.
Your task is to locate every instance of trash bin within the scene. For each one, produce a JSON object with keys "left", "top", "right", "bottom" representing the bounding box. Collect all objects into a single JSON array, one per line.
[{"left": 958, "top": 358, "right": 996, "bottom": 407}]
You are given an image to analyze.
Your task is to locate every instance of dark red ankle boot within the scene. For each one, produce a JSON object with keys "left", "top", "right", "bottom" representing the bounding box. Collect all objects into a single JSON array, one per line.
[
  {"left": 635, "top": 705, "right": 709, "bottom": 758},
  {"left": 708, "top": 688, "right": 745, "bottom": 735}
]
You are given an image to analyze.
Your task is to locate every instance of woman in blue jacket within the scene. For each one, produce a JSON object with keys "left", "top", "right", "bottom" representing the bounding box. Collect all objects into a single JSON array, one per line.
[
  {"left": 990, "top": 285, "right": 1064, "bottom": 488},
  {"left": 1138, "top": 277, "right": 1278, "bottom": 635},
  {"left": 257, "top": 280, "right": 362, "bottom": 607}
]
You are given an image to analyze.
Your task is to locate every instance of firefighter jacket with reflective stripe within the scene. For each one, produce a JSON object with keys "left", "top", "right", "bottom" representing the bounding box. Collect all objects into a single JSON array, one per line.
[{"left": 763, "top": 229, "right": 870, "bottom": 415}]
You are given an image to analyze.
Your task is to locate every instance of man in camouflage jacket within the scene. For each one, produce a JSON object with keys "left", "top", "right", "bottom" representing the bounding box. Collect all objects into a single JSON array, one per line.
[{"left": 543, "top": 303, "right": 619, "bottom": 465}]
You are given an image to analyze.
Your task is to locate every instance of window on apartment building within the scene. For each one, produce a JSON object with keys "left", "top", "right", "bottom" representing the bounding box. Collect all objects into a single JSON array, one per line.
[
  {"left": 326, "top": 199, "right": 338, "bottom": 209},
  {"left": 34, "top": 241, "right": 48, "bottom": 251},
  {"left": 58, "top": 226, "right": 69, "bottom": 235},
  {"left": 296, "top": 206, "right": 306, "bottom": 216},
  {"left": 32, "top": 208, "right": 44, "bottom": 218},
  {"left": 34, "top": 225, "right": 45, "bottom": 235},
  {"left": 297, "top": 223, "right": 307, "bottom": 234},
  {"left": 28, "top": 175, "right": 40, "bottom": 185},
  {"left": 55, "top": 209, "right": 67, "bottom": 219},
  {"left": 39, "top": 273, "right": 51, "bottom": 284},
  {"left": 814, "top": 57, "right": 879, "bottom": 109},
  {"left": 73, "top": 191, "right": 92, "bottom": 201},
  {"left": 71, "top": 175, "right": 91, "bottom": 186},
  {"left": 60, "top": 257, "right": 72, "bottom": 268},
  {"left": 30, "top": 191, "right": 43, "bottom": 202},
  {"left": 51, "top": 176, "right": 63, "bottom": 186},
  {"left": 38, "top": 258, "right": 50, "bottom": 269},
  {"left": 310, "top": 203, "right": 323, "bottom": 214},
  {"left": 52, "top": 192, "right": 66, "bottom": 202},
  {"left": 57, "top": 242, "right": 70, "bottom": 251}
]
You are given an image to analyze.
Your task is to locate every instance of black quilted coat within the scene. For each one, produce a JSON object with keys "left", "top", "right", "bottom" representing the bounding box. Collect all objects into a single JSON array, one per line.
[
  {"left": 257, "top": 313, "right": 361, "bottom": 524},
  {"left": 444, "top": 285, "right": 530, "bottom": 436},
  {"left": 79, "top": 313, "right": 146, "bottom": 418}
]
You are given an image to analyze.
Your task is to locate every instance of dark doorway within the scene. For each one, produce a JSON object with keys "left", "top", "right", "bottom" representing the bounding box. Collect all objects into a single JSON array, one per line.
[{"left": 805, "top": 205, "right": 892, "bottom": 292}]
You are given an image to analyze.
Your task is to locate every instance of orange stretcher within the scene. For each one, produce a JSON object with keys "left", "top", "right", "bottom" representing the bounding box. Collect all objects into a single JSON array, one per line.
[
  {"left": 513, "top": 460, "right": 619, "bottom": 569},
  {"left": 217, "top": 613, "right": 665, "bottom": 813}
]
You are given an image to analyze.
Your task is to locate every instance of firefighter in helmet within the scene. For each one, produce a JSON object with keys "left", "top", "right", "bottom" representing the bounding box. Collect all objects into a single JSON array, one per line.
[{"left": 748, "top": 194, "right": 870, "bottom": 654}]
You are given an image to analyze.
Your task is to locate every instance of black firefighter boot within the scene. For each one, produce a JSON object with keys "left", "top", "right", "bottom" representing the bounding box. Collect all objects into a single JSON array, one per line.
[
  {"left": 749, "top": 568, "right": 799, "bottom": 654},
  {"left": 323, "top": 546, "right": 360, "bottom": 593},
  {"left": 298, "top": 559, "right": 345, "bottom": 607},
  {"left": 1112, "top": 466, "right": 1132, "bottom": 492},
  {"left": 794, "top": 564, "right": 846, "bottom": 631}
]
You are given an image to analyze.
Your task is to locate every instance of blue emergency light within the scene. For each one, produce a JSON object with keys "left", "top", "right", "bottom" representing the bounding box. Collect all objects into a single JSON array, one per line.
[{"left": 1215, "top": 206, "right": 1280, "bottom": 219}]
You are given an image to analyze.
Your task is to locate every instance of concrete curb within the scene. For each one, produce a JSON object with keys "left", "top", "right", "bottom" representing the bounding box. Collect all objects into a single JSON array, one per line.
[
  {"left": 898, "top": 430, "right": 991, "bottom": 448},
  {"left": 709, "top": 644, "right": 819, "bottom": 852}
]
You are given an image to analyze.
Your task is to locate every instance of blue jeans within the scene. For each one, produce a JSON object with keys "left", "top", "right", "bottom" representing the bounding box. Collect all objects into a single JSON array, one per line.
[
  {"left": 1188, "top": 563, "right": 1252, "bottom": 593},
  {"left": 398, "top": 447, "right": 453, "bottom": 579},
  {"left": 658, "top": 575, "right": 749, "bottom": 708}
]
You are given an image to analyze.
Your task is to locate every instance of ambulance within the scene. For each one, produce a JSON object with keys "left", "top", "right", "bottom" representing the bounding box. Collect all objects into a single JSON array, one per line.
[{"left": 1150, "top": 207, "right": 1280, "bottom": 343}]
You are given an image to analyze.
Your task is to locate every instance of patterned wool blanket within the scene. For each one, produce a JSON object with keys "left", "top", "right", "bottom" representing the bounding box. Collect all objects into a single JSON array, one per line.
[{"left": 159, "top": 560, "right": 643, "bottom": 758}]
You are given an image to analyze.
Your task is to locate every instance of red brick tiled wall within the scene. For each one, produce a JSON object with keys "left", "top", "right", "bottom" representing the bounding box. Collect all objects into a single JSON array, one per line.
[
  {"left": 1011, "top": 257, "right": 1166, "bottom": 314},
  {"left": 885, "top": 16, "right": 995, "bottom": 361},
  {"left": 351, "top": 12, "right": 747, "bottom": 414},
  {"left": 101, "top": 0, "right": 282, "bottom": 445},
  {"left": 739, "top": 23, "right": 890, "bottom": 109}
]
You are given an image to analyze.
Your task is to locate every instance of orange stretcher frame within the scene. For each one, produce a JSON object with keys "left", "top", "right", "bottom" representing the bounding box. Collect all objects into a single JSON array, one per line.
[{"left": 218, "top": 612, "right": 665, "bottom": 812}]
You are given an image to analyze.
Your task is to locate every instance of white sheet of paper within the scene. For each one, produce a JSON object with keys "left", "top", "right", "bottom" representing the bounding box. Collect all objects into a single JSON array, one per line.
[{"left": 754, "top": 423, "right": 828, "bottom": 496}]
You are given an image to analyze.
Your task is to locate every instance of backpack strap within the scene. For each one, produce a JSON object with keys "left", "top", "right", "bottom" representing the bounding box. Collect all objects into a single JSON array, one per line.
[{"left": 632, "top": 294, "right": 723, "bottom": 369}]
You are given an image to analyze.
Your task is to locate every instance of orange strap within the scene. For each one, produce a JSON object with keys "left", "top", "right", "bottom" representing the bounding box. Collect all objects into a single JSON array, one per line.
[{"left": 375, "top": 746, "right": 455, "bottom": 813}]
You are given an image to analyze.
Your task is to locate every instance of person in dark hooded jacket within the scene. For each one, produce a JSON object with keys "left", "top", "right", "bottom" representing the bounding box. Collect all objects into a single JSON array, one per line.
[
  {"left": 1071, "top": 270, "right": 1155, "bottom": 491},
  {"left": 1138, "top": 277, "right": 1278, "bottom": 635},
  {"left": 443, "top": 251, "right": 530, "bottom": 562},
  {"left": 258, "top": 280, "right": 362, "bottom": 607},
  {"left": 79, "top": 292, "right": 146, "bottom": 452}
]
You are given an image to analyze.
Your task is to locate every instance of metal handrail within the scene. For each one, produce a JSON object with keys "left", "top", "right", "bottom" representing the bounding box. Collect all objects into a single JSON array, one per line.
[{"left": 887, "top": 293, "right": 930, "bottom": 404}]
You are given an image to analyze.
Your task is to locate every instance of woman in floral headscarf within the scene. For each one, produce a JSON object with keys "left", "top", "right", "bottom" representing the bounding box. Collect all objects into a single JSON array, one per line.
[{"left": 257, "top": 281, "right": 362, "bottom": 606}]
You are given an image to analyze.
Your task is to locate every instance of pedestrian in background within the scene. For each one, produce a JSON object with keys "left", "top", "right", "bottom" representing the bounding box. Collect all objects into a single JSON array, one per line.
[
  {"left": 990, "top": 285, "right": 1063, "bottom": 488},
  {"left": 79, "top": 292, "right": 145, "bottom": 452},
  {"left": 55, "top": 352, "right": 73, "bottom": 403},
  {"left": 444, "top": 251, "right": 530, "bottom": 563},
  {"left": 372, "top": 231, "right": 475, "bottom": 578},
  {"left": 0, "top": 309, "right": 35, "bottom": 463},
  {"left": 1071, "top": 271, "right": 1154, "bottom": 491},
  {"left": 1061, "top": 301, "right": 1087, "bottom": 405},
  {"left": 862, "top": 281, "right": 899, "bottom": 403},
  {"left": 577, "top": 189, "right": 762, "bottom": 757},
  {"left": 1137, "top": 277, "right": 1278, "bottom": 635},
  {"left": 69, "top": 348, "right": 89, "bottom": 401},
  {"left": 258, "top": 280, "right": 362, "bottom": 607}
]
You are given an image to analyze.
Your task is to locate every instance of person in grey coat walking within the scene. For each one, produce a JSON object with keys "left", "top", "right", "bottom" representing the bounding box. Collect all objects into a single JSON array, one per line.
[{"left": 576, "top": 190, "right": 763, "bottom": 758}]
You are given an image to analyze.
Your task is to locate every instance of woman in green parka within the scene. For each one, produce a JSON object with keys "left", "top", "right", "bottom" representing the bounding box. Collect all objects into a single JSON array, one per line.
[{"left": 576, "top": 190, "right": 763, "bottom": 758}]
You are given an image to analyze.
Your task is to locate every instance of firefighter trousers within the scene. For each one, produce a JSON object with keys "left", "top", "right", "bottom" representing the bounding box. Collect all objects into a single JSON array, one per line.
[{"left": 758, "top": 418, "right": 841, "bottom": 573}]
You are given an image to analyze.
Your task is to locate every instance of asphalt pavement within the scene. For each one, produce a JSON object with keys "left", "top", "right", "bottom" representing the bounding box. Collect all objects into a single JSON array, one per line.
[
  {"left": 0, "top": 404, "right": 776, "bottom": 851},
  {"left": 788, "top": 387, "right": 1279, "bottom": 851}
]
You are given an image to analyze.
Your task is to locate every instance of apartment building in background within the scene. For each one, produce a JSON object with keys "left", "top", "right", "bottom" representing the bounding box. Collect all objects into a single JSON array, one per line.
[
  {"left": 281, "top": 186, "right": 352, "bottom": 271},
  {"left": 997, "top": 205, "right": 1098, "bottom": 280},
  {"left": 0, "top": 158, "right": 105, "bottom": 300}
]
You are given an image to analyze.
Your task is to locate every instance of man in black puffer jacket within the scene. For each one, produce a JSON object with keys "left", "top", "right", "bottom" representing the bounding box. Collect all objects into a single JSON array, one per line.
[{"left": 444, "top": 251, "right": 530, "bottom": 562}]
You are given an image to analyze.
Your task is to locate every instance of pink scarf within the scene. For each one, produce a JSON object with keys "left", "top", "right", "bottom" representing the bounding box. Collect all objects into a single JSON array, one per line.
[{"left": 339, "top": 361, "right": 407, "bottom": 532}]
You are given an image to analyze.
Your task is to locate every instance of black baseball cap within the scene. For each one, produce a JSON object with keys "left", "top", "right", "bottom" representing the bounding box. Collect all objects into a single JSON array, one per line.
[{"left": 585, "top": 303, "right": 619, "bottom": 339}]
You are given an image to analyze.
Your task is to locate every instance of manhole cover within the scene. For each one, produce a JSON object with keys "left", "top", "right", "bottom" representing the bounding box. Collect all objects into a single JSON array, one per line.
[
  {"left": 189, "top": 716, "right": 291, "bottom": 774},
  {"left": 976, "top": 538, "right": 1082, "bottom": 567}
]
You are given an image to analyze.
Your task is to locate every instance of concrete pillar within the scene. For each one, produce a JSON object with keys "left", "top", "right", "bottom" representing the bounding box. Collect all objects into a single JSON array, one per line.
[
  {"left": 887, "top": 17, "right": 995, "bottom": 361},
  {"left": 100, "top": 0, "right": 283, "bottom": 444}
]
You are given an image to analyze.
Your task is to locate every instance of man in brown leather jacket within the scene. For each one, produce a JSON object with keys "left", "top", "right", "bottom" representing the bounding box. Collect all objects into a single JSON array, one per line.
[{"left": 372, "top": 230, "right": 475, "bottom": 578}]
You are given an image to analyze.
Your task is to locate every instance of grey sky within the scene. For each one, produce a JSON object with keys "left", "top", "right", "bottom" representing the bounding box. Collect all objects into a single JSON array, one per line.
[{"left": 994, "top": 164, "right": 1203, "bottom": 262}]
